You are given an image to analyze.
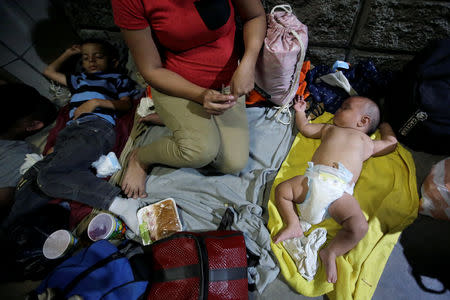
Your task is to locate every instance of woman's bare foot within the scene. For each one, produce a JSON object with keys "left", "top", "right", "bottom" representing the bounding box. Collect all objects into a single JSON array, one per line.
[
  {"left": 121, "top": 149, "right": 148, "bottom": 199},
  {"left": 273, "top": 224, "right": 303, "bottom": 244},
  {"left": 319, "top": 248, "right": 338, "bottom": 283},
  {"left": 139, "top": 113, "right": 164, "bottom": 125}
]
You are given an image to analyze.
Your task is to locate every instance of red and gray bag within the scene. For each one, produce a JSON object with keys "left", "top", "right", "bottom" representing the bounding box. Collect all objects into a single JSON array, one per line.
[{"left": 146, "top": 230, "right": 248, "bottom": 300}]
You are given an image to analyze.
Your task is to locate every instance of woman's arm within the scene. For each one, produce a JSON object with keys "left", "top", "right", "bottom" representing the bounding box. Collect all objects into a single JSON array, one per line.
[
  {"left": 230, "top": 0, "right": 266, "bottom": 98},
  {"left": 121, "top": 28, "right": 235, "bottom": 115},
  {"left": 43, "top": 45, "right": 81, "bottom": 86}
]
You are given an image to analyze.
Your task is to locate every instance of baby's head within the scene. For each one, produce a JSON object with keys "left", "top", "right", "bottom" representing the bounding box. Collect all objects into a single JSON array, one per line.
[
  {"left": 80, "top": 38, "right": 119, "bottom": 73},
  {"left": 333, "top": 96, "right": 380, "bottom": 135}
]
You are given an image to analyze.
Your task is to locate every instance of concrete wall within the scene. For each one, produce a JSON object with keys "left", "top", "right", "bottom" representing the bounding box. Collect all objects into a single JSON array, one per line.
[
  {"left": 265, "top": 0, "right": 450, "bottom": 70},
  {"left": 0, "top": 0, "right": 78, "bottom": 97},
  {"left": 55, "top": 0, "right": 449, "bottom": 71},
  {"left": 0, "top": 0, "right": 450, "bottom": 88}
]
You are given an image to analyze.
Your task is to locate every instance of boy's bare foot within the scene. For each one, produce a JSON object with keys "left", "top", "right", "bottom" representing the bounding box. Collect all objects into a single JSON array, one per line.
[
  {"left": 273, "top": 224, "right": 303, "bottom": 244},
  {"left": 121, "top": 149, "right": 148, "bottom": 199},
  {"left": 319, "top": 248, "right": 337, "bottom": 283}
]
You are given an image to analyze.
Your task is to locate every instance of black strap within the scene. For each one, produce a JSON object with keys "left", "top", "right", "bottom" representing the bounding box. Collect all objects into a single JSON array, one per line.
[
  {"left": 197, "top": 236, "right": 208, "bottom": 300},
  {"left": 151, "top": 264, "right": 201, "bottom": 282},
  {"left": 62, "top": 251, "right": 123, "bottom": 296},
  {"left": 218, "top": 207, "right": 235, "bottom": 231},
  {"left": 209, "top": 267, "right": 247, "bottom": 282}
]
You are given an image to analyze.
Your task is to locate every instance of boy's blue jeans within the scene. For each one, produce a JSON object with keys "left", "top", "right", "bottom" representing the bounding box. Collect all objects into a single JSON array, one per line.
[{"left": 5, "top": 115, "right": 121, "bottom": 226}]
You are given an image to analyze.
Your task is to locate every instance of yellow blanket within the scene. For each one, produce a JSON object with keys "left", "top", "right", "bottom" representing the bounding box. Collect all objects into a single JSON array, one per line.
[{"left": 267, "top": 112, "right": 419, "bottom": 300}]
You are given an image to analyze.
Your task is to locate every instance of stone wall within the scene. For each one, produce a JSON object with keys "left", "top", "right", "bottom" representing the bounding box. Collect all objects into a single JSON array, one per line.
[
  {"left": 55, "top": 0, "right": 450, "bottom": 71},
  {"left": 265, "top": 0, "right": 450, "bottom": 70}
]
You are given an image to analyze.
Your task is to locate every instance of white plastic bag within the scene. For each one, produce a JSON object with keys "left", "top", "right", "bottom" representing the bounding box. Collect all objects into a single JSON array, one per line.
[{"left": 420, "top": 157, "right": 450, "bottom": 220}]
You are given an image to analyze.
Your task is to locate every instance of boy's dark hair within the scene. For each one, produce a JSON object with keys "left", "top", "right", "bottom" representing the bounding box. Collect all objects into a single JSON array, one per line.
[
  {"left": 80, "top": 38, "right": 120, "bottom": 61},
  {"left": 0, "top": 83, "right": 58, "bottom": 135}
]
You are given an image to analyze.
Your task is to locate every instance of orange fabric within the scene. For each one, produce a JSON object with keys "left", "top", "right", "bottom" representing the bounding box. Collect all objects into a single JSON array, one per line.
[
  {"left": 246, "top": 89, "right": 267, "bottom": 105},
  {"left": 295, "top": 60, "right": 310, "bottom": 99}
]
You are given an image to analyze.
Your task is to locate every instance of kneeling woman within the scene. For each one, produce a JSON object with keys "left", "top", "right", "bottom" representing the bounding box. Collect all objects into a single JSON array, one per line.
[{"left": 111, "top": 0, "right": 266, "bottom": 198}]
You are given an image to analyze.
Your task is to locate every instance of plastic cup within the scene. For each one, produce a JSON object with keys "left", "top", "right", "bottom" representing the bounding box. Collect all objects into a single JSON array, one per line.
[
  {"left": 87, "top": 213, "right": 126, "bottom": 241},
  {"left": 43, "top": 229, "right": 78, "bottom": 259}
]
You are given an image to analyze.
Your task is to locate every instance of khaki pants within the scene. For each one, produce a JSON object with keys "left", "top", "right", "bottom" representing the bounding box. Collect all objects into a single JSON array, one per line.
[{"left": 136, "top": 88, "right": 249, "bottom": 174}]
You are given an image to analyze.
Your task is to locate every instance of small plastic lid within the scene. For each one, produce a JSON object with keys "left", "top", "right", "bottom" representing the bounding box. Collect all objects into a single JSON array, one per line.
[
  {"left": 43, "top": 230, "right": 74, "bottom": 259},
  {"left": 87, "top": 213, "right": 115, "bottom": 241}
]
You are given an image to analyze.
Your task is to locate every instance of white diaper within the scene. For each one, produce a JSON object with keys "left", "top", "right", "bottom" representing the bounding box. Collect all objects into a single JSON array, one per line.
[{"left": 297, "top": 162, "right": 354, "bottom": 225}]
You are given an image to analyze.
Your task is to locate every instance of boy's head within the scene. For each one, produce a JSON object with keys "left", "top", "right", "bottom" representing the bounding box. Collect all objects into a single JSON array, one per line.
[
  {"left": 333, "top": 96, "right": 380, "bottom": 135},
  {"left": 79, "top": 38, "right": 119, "bottom": 73},
  {"left": 0, "top": 83, "right": 58, "bottom": 140}
]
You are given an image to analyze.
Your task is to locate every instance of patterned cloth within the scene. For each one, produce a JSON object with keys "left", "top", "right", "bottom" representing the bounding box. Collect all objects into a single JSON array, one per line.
[{"left": 306, "top": 60, "right": 393, "bottom": 113}]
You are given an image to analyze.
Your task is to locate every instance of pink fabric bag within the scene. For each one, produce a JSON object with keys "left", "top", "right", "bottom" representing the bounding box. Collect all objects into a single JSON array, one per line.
[{"left": 255, "top": 4, "right": 308, "bottom": 108}]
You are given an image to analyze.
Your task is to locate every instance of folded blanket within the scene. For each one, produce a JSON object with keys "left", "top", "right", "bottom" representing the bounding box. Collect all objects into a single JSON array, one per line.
[{"left": 267, "top": 112, "right": 419, "bottom": 300}]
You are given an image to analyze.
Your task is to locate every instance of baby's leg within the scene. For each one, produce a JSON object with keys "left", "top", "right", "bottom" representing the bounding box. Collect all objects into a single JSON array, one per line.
[
  {"left": 319, "top": 193, "right": 368, "bottom": 283},
  {"left": 273, "top": 175, "right": 309, "bottom": 243}
]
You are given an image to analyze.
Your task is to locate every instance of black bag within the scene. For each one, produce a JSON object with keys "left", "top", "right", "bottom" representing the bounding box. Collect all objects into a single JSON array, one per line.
[
  {"left": 385, "top": 38, "right": 450, "bottom": 155},
  {"left": 0, "top": 204, "right": 70, "bottom": 282}
]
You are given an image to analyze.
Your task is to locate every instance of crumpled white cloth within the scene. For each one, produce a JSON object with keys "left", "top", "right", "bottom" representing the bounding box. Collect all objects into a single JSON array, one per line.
[
  {"left": 137, "top": 96, "right": 156, "bottom": 117},
  {"left": 317, "top": 71, "right": 358, "bottom": 96},
  {"left": 282, "top": 227, "right": 327, "bottom": 281},
  {"left": 91, "top": 152, "right": 121, "bottom": 178},
  {"left": 19, "top": 153, "right": 44, "bottom": 175}
]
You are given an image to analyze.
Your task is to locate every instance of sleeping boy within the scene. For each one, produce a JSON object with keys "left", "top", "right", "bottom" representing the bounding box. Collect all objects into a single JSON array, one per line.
[
  {"left": 273, "top": 96, "right": 398, "bottom": 283},
  {"left": 5, "top": 39, "right": 141, "bottom": 234}
]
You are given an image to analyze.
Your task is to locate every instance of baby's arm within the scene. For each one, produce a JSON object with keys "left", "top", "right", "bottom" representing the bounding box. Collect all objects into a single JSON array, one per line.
[
  {"left": 372, "top": 122, "right": 398, "bottom": 157},
  {"left": 294, "top": 97, "right": 325, "bottom": 139},
  {"left": 43, "top": 45, "right": 81, "bottom": 86}
]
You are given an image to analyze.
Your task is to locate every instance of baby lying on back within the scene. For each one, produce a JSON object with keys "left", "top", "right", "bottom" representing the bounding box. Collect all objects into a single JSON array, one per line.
[{"left": 273, "top": 96, "right": 397, "bottom": 283}]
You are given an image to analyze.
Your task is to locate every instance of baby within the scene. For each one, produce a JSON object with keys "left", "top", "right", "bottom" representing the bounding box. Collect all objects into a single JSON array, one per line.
[{"left": 273, "top": 96, "right": 398, "bottom": 283}]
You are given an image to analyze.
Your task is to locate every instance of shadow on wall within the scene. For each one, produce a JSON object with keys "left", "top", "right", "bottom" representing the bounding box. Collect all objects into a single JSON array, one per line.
[
  {"left": 31, "top": 2, "right": 79, "bottom": 72},
  {"left": 400, "top": 215, "right": 450, "bottom": 294}
]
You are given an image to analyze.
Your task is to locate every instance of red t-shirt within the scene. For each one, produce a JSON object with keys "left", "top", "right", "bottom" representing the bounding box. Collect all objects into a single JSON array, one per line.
[{"left": 111, "top": 0, "right": 239, "bottom": 90}]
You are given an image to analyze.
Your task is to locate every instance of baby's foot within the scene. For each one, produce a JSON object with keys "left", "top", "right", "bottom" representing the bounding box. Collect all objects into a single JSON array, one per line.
[
  {"left": 121, "top": 149, "right": 148, "bottom": 199},
  {"left": 273, "top": 225, "right": 303, "bottom": 244},
  {"left": 319, "top": 248, "right": 338, "bottom": 283}
]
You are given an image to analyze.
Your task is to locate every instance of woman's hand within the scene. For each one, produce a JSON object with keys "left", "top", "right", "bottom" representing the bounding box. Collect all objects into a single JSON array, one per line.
[
  {"left": 73, "top": 99, "right": 99, "bottom": 119},
  {"left": 229, "top": 61, "right": 255, "bottom": 98},
  {"left": 201, "top": 89, "right": 236, "bottom": 115}
]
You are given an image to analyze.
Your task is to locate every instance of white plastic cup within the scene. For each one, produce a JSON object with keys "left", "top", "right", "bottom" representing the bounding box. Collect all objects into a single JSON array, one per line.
[
  {"left": 87, "top": 213, "right": 126, "bottom": 241},
  {"left": 43, "top": 229, "right": 77, "bottom": 260}
]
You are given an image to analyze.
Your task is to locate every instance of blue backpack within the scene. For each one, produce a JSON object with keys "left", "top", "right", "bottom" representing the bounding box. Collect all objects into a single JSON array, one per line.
[{"left": 31, "top": 240, "right": 149, "bottom": 300}]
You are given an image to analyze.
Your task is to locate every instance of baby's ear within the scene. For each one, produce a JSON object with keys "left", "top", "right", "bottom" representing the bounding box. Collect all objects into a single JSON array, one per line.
[{"left": 358, "top": 115, "right": 370, "bottom": 128}]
